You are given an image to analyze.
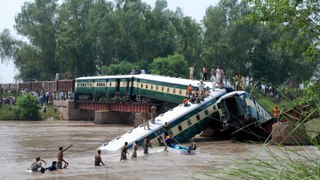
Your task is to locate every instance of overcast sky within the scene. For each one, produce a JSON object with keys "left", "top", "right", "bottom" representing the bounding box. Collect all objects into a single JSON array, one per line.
[{"left": 0, "top": 0, "right": 219, "bottom": 83}]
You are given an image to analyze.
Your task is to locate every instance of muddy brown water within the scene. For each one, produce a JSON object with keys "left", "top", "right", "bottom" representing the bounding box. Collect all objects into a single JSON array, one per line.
[{"left": 0, "top": 120, "right": 318, "bottom": 180}]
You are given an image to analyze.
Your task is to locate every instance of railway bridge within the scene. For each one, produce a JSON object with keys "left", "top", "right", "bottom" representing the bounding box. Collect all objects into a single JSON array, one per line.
[{"left": 56, "top": 74, "right": 211, "bottom": 125}]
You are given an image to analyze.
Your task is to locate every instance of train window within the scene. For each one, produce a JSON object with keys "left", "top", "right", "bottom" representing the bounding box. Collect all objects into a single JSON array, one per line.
[
  {"left": 205, "top": 110, "right": 209, "bottom": 115},
  {"left": 109, "top": 82, "right": 112, "bottom": 86},
  {"left": 167, "top": 88, "right": 170, "bottom": 92},
  {"left": 161, "top": 87, "right": 164, "bottom": 91},
  {"left": 151, "top": 85, "right": 153, "bottom": 90},
  {"left": 179, "top": 90, "right": 182, "bottom": 95},
  {"left": 178, "top": 125, "right": 183, "bottom": 132},
  {"left": 173, "top": 88, "right": 176, "bottom": 93},
  {"left": 141, "top": 83, "right": 143, "bottom": 88},
  {"left": 146, "top": 84, "right": 148, "bottom": 89},
  {"left": 196, "top": 115, "right": 200, "bottom": 121},
  {"left": 156, "top": 86, "right": 158, "bottom": 90},
  {"left": 187, "top": 119, "right": 192, "bottom": 126}
]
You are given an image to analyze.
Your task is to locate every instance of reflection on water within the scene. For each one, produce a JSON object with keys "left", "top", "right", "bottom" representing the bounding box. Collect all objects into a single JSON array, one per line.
[{"left": 0, "top": 120, "right": 318, "bottom": 180}]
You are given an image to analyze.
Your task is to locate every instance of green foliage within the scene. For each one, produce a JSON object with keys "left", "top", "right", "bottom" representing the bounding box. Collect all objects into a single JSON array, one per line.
[
  {"left": 149, "top": 54, "right": 188, "bottom": 78},
  {"left": 0, "top": 105, "right": 16, "bottom": 120},
  {"left": 0, "top": 0, "right": 318, "bottom": 86},
  {"left": 247, "top": 0, "right": 320, "bottom": 62},
  {"left": 15, "top": 93, "right": 41, "bottom": 120},
  {"left": 41, "top": 104, "right": 60, "bottom": 120},
  {"left": 101, "top": 61, "right": 139, "bottom": 75},
  {"left": 15, "top": 0, "right": 58, "bottom": 80}
]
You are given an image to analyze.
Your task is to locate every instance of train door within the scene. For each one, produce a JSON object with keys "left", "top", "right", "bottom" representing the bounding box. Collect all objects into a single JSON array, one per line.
[
  {"left": 126, "top": 79, "right": 130, "bottom": 94},
  {"left": 116, "top": 79, "right": 120, "bottom": 93}
]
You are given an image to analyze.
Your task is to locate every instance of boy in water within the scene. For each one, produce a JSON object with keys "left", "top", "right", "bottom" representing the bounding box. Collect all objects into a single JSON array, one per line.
[
  {"left": 94, "top": 150, "right": 105, "bottom": 166},
  {"left": 120, "top": 142, "right": 129, "bottom": 161},
  {"left": 143, "top": 137, "right": 152, "bottom": 154},
  {"left": 131, "top": 141, "right": 139, "bottom": 159},
  {"left": 46, "top": 161, "right": 57, "bottom": 171},
  {"left": 57, "top": 144, "right": 73, "bottom": 169},
  {"left": 30, "top": 157, "right": 47, "bottom": 172}
]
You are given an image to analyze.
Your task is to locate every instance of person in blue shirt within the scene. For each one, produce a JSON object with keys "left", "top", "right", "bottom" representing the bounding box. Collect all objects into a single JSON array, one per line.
[{"left": 46, "top": 161, "right": 57, "bottom": 171}]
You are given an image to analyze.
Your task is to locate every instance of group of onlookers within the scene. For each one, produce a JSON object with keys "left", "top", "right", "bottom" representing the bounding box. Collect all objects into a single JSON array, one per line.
[{"left": 0, "top": 96, "right": 16, "bottom": 108}]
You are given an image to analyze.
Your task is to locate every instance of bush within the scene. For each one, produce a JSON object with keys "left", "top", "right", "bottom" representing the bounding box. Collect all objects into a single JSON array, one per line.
[
  {"left": 0, "top": 105, "right": 16, "bottom": 120},
  {"left": 15, "top": 93, "right": 42, "bottom": 120}
]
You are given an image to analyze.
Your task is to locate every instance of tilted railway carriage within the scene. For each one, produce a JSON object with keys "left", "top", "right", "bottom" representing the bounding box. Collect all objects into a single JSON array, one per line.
[
  {"left": 216, "top": 91, "right": 272, "bottom": 130},
  {"left": 75, "top": 74, "right": 201, "bottom": 104}
]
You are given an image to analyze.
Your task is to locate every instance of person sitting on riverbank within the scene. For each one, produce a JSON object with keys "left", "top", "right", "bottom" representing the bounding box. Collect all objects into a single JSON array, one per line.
[
  {"left": 94, "top": 150, "right": 105, "bottom": 166},
  {"left": 30, "top": 157, "right": 47, "bottom": 173}
]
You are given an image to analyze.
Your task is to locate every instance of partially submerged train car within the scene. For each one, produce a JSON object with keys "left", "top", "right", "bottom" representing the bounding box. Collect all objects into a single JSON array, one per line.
[{"left": 216, "top": 91, "right": 272, "bottom": 131}]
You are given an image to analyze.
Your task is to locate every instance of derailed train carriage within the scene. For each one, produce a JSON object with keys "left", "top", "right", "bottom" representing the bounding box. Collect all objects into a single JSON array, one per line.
[{"left": 75, "top": 74, "right": 273, "bottom": 145}]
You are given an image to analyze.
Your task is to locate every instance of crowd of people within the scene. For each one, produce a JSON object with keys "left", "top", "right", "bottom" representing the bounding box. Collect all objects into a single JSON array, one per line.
[{"left": 188, "top": 65, "right": 249, "bottom": 91}]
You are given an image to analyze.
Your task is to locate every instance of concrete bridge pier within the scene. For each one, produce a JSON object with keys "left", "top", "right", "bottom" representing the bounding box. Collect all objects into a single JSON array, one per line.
[{"left": 54, "top": 100, "right": 95, "bottom": 120}]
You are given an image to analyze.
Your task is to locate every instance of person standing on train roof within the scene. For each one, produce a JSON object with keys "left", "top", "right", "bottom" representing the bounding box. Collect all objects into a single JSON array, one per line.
[
  {"left": 202, "top": 67, "right": 208, "bottom": 81},
  {"left": 198, "top": 80, "right": 205, "bottom": 95},
  {"left": 187, "top": 84, "right": 192, "bottom": 99},
  {"left": 142, "top": 110, "right": 150, "bottom": 130},
  {"left": 151, "top": 105, "right": 157, "bottom": 124},
  {"left": 188, "top": 65, "right": 194, "bottom": 80}
]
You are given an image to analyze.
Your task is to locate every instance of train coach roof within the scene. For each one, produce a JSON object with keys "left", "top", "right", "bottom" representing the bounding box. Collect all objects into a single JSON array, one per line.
[
  {"left": 76, "top": 75, "right": 134, "bottom": 80},
  {"left": 134, "top": 74, "right": 207, "bottom": 87},
  {"left": 76, "top": 74, "right": 211, "bottom": 87}
]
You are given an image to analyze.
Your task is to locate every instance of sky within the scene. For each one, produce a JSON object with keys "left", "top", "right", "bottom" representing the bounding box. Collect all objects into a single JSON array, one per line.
[{"left": 0, "top": 0, "right": 219, "bottom": 83}]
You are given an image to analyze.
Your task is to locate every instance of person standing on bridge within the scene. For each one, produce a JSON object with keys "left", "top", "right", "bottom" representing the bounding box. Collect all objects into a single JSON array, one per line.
[{"left": 151, "top": 105, "right": 157, "bottom": 124}]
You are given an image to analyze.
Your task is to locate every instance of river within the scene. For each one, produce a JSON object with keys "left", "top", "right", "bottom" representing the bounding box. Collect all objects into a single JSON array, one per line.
[{"left": 0, "top": 120, "right": 318, "bottom": 180}]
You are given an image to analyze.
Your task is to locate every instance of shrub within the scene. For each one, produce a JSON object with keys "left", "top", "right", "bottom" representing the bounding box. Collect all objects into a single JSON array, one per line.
[{"left": 15, "top": 93, "right": 42, "bottom": 120}]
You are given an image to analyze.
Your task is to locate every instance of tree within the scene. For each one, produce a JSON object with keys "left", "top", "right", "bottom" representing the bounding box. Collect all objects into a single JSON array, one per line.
[
  {"left": 248, "top": 0, "right": 320, "bottom": 61},
  {"left": 56, "top": 0, "right": 96, "bottom": 78},
  {"left": 101, "top": 61, "right": 139, "bottom": 75},
  {"left": 15, "top": 0, "right": 59, "bottom": 80},
  {"left": 0, "top": 29, "right": 17, "bottom": 63},
  {"left": 149, "top": 54, "right": 188, "bottom": 78}
]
